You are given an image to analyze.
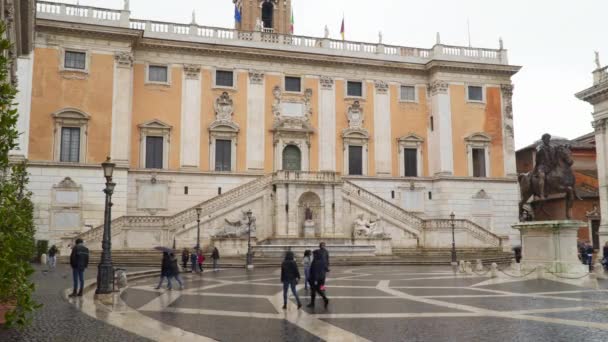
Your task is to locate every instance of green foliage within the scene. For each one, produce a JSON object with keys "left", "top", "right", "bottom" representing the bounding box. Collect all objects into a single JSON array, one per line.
[
  {"left": 0, "top": 23, "right": 40, "bottom": 328},
  {"left": 35, "top": 240, "right": 49, "bottom": 261}
]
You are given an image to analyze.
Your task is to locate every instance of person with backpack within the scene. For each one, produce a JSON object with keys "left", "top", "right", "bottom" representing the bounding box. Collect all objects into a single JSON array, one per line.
[
  {"left": 281, "top": 251, "right": 302, "bottom": 310},
  {"left": 68, "top": 238, "right": 89, "bottom": 297},
  {"left": 302, "top": 250, "right": 312, "bottom": 291},
  {"left": 308, "top": 249, "right": 329, "bottom": 309},
  {"left": 48, "top": 244, "right": 59, "bottom": 270},
  {"left": 155, "top": 252, "right": 172, "bottom": 290}
]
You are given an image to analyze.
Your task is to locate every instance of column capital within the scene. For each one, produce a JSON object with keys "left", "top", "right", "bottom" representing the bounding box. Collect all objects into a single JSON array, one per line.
[
  {"left": 114, "top": 52, "right": 133, "bottom": 68},
  {"left": 248, "top": 70, "right": 264, "bottom": 84},
  {"left": 501, "top": 83, "right": 514, "bottom": 97},
  {"left": 593, "top": 118, "right": 607, "bottom": 133},
  {"left": 374, "top": 80, "right": 389, "bottom": 94},
  {"left": 429, "top": 80, "right": 448, "bottom": 96},
  {"left": 183, "top": 64, "right": 201, "bottom": 80},
  {"left": 320, "top": 76, "right": 334, "bottom": 90}
]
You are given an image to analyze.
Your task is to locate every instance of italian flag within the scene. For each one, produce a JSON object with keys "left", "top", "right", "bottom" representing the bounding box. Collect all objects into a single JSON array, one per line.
[
  {"left": 290, "top": 8, "right": 294, "bottom": 34},
  {"left": 340, "top": 16, "right": 345, "bottom": 40}
]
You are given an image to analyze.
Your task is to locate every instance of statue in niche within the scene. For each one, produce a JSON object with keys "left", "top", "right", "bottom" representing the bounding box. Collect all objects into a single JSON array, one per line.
[
  {"left": 305, "top": 205, "right": 313, "bottom": 220},
  {"left": 214, "top": 92, "right": 234, "bottom": 122},
  {"left": 213, "top": 211, "right": 256, "bottom": 238}
]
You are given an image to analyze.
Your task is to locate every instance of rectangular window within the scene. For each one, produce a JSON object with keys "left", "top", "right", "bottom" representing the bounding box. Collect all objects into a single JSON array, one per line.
[
  {"left": 472, "top": 148, "right": 486, "bottom": 177},
  {"left": 404, "top": 148, "right": 418, "bottom": 177},
  {"left": 468, "top": 86, "right": 483, "bottom": 102},
  {"left": 347, "top": 81, "right": 363, "bottom": 97},
  {"left": 216, "top": 70, "right": 234, "bottom": 87},
  {"left": 400, "top": 85, "right": 416, "bottom": 102},
  {"left": 145, "top": 136, "right": 164, "bottom": 169},
  {"left": 348, "top": 145, "right": 363, "bottom": 175},
  {"left": 60, "top": 127, "right": 80, "bottom": 162},
  {"left": 149, "top": 65, "right": 168, "bottom": 83},
  {"left": 215, "top": 139, "right": 232, "bottom": 171},
  {"left": 430, "top": 116, "right": 434, "bottom": 131},
  {"left": 64, "top": 51, "right": 86, "bottom": 70},
  {"left": 285, "top": 76, "right": 301, "bottom": 92}
]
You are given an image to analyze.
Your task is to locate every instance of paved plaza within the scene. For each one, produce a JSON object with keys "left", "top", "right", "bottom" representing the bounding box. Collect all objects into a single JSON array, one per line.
[{"left": 7, "top": 264, "right": 608, "bottom": 341}]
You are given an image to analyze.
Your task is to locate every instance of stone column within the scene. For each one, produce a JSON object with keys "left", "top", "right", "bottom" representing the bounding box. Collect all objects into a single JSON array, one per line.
[
  {"left": 247, "top": 70, "right": 265, "bottom": 171},
  {"left": 287, "top": 184, "right": 298, "bottom": 236},
  {"left": 275, "top": 184, "right": 288, "bottom": 236},
  {"left": 428, "top": 80, "right": 454, "bottom": 175},
  {"left": 180, "top": 64, "right": 202, "bottom": 169},
  {"left": 501, "top": 84, "right": 517, "bottom": 176},
  {"left": 373, "top": 81, "right": 392, "bottom": 176},
  {"left": 319, "top": 76, "right": 336, "bottom": 171},
  {"left": 110, "top": 52, "right": 134, "bottom": 166},
  {"left": 9, "top": 55, "right": 34, "bottom": 159},
  {"left": 333, "top": 184, "right": 344, "bottom": 237}
]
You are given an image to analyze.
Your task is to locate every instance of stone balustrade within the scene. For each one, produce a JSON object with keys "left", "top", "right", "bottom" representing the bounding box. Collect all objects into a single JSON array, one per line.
[
  {"left": 273, "top": 170, "right": 342, "bottom": 184},
  {"left": 36, "top": 1, "right": 509, "bottom": 65},
  {"left": 423, "top": 219, "right": 502, "bottom": 247}
]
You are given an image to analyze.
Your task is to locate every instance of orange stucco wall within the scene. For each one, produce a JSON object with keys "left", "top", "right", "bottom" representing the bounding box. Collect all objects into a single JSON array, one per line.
[
  {"left": 29, "top": 48, "right": 113, "bottom": 163},
  {"left": 390, "top": 85, "right": 429, "bottom": 177},
  {"left": 131, "top": 64, "right": 182, "bottom": 169},
  {"left": 450, "top": 85, "right": 504, "bottom": 177}
]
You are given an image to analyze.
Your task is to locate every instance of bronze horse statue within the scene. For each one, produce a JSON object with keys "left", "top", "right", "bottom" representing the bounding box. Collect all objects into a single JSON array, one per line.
[{"left": 518, "top": 145, "right": 579, "bottom": 220}]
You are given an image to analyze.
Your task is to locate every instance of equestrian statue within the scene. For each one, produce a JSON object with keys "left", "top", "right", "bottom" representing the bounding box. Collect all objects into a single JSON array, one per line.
[{"left": 518, "top": 133, "right": 579, "bottom": 220}]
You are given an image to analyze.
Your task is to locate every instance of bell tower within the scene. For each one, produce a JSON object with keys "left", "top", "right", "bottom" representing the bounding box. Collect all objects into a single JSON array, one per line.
[{"left": 234, "top": 0, "right": 293, "bottom": 35}]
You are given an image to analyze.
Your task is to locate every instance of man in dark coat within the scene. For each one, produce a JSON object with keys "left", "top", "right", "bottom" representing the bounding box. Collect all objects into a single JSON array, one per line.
[
  {"left": 280, "top": 251, "right": 302, "bottom": 309},
  {"left": 211, "top": 247, "right": 220, "bottom": 271},
  {"left": 155, "top": 252, "right": 173, "bottom": 289},
  {"left": 69, "top": 238, "right": 89, "bottom": 297},
  {"left": 308, "top": 249, "right": 329, "bottom": 309},
  {"left": 317, "top": 242, "right": 330, "bottom": 272}
]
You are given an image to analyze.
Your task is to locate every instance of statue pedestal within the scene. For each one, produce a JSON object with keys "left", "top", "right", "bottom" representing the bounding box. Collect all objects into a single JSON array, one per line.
[
  {"left": 513, "top": 220, "right": 587, "bottom": 274},
  {"left": 303, "top": 220, "right": 316, "bottom": 238}
]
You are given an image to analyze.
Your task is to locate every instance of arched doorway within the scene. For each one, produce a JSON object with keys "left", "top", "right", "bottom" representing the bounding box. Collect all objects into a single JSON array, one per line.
[
  {"left": 261, "top": 1, "right": 274, "bottom": 29},
  {"left": 282, "top": 145, "right": 301, "bottom": 171},
  {"left": 298, "top": 192, "right": 322, "bottom": 237}
]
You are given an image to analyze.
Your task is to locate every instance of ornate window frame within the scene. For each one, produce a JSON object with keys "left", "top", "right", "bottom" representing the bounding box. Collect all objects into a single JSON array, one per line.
[
  {"left": 342, "top": 100, "right": 368, "bottom": 175},
  {"left": 209, "top": 121, "right": 239, "bottom": 172},
  {"left": 345, "top": 79, "right": 366, "bottom": 100},
  {"left": 283, "top": 75, "right": 303, "bottom": 94},
  {"left": 52, "top": 108, "right": 90, "bottom": 163},
  {"left": 138, "top": 119, "right": 172, "bottom": 169},
  {"left": 465, "top": 132, "right": 491, "bottom": 177},
  {"left": 399, "top": 84, "right": 419, "bottom": 103},
  {"left": 398, "top": 133, "right": 424, "bottom": 177},
  {"left": 145, "top": 63, "right": 171, "bottom": 86}
]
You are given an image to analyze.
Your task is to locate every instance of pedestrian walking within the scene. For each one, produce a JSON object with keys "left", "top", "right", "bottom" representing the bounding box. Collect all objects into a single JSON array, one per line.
[
  {"left": 181, "top": 248, "right": 189, "bottom": 270},
  {"left": 190, "top": 249, "right": 199, "bottom": 273},
  {"left": 318, "top": 242, "right": 330, "bottom": 272},
  {"left": 211, "top": 247, "right": 220, "bottom": 271},
  {"left": 168, "top": 252, "right": 184, "bottom": 290},
  {"left": 302, "top": 249, "right": 312, "bottom": 291},
  {"left": 197, "top": 250, "right": 205, "bottom": 273},
  {"left": 281, "top": 251, "right": 302, "bottom": 310},
  {"left": 307, "top": 249, "right": 329, "bottom": 309},
  {"left": 603, "top": 242, "right": 608, "bottom": 271},
  {"left": 586, "top": 242, "right": 594, "bottom": 271},
  {"left": 68, "top": 238, "right": 89, "bottom": 297},
  {"left": 155, "top": 252, "right": 173, "bottom": 289},
  {"left": 48, "top": 244, "right": 59, "bottom": 270}
]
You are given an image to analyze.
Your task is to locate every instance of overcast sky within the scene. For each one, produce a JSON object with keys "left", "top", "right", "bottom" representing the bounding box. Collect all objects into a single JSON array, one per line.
[{"left": 55, "top": 0, "right": 607, "bottom": 148}]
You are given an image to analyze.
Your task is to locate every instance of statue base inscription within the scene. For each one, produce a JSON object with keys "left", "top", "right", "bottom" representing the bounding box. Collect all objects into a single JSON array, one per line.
[
  {"left": 513, "top": 220, "right": 587, "bottom": 274},
  {"left": 303, "top": 220, "right": 316, "bottom": 238}
]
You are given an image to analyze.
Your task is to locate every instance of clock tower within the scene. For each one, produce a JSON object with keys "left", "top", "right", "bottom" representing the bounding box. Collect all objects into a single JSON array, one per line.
[{"left": 233, "top": 0, "right": 293, "bottom": 35}]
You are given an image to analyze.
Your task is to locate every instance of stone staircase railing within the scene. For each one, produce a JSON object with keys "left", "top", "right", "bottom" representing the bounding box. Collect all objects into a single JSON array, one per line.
[
  {"left": 69, "top": 175, "right": 273, "bottom": 245},
  {"left": 423, "top": 219, "right": 502, "bottom": 247},
  {"left": 342, "top": 180, "right": 424, "bottom": 233}
]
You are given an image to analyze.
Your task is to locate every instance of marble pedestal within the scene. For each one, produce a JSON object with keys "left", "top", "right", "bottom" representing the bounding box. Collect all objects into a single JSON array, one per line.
[
  {"left": 303, "top": 220, "right": 316, "bottom": 238},
  {"left": 513, "top": 220, "right": 587, "bottom": 274}
]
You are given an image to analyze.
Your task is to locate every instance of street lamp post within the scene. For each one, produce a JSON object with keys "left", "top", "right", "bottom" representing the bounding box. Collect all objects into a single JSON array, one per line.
[
  {"left": 96, "top": 157, "right": 116, "bottom": 295},
  {"left": 450, "top": 212, "right": 457, "bottom": 265},
  {"left": 246, "top": 209, "right": 255, "bottom": 269},
  {"left": 195, "top": 207, "right": 202, "bottom": 251}
]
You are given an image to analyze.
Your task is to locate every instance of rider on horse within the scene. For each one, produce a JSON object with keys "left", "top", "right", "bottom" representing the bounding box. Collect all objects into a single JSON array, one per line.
[{"left": 534, "top": 133, "right": 556, "bottom": 200}]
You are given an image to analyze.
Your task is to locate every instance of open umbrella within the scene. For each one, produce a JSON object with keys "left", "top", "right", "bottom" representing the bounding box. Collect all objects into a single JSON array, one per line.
[{"left": 154, "top": 246, "right": 173, "bottom": 253}]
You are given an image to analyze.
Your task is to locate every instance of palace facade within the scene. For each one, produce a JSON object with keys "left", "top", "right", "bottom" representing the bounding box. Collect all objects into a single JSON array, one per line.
[{"left": 12, "top": 1, "right": 521, "bottom": 254}]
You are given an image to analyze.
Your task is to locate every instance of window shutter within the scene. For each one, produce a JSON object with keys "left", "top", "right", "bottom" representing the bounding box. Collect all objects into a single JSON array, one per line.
[
  {"left": 215, "top": 140, "right": 232, "bottom": 171},
  {"left": 60, "top": 127, "right": 80, "bottom": 162},
  {"left": 146, "top": 136, "right": 164, "bottom": 169},
  {"left": 348, "top": 146, "right": 363, "bottom": 175},
  {"left": 472, "top": 148, "right": 486, "bottom": 177},
  {"left": 404, "top": 148, "right": 418, "bottom": 177}
]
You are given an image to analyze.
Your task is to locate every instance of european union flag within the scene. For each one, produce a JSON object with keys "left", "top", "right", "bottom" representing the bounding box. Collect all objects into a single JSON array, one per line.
[{"left": 234, "top": 5, "right": 242, "bottom": 23}]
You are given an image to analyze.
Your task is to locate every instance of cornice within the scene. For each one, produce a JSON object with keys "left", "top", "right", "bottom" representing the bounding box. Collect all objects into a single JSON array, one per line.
[
  {"left": 36, "top": 18, "right": 142, "bottom": 42},
  {"left": 575, "top": 82, "right": 608, "bottom": 104},
  {"left": 426, "top": 60, "right": 521, "bottom": 76}
]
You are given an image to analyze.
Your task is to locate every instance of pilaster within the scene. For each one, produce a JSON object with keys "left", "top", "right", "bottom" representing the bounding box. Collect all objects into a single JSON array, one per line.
[
  {"left": 319, "top": 76, "right": 336, "bottom": 171},
  {"left": 275, "top": 183, "right": 288, "bottom": 236},
  {"left": 373, "top": 80, "right": 392, "bottom": 176},
  {"left": 9, "top": 55, "right": 34, "bottom": 158},
  {"left": 110, "top": 52, "right": 134, "bottom": 166},
  {"left": 323, "top": 184, "right": 334, "bottom": 236},
  {"left": 333, "top": 184, "right": 344, "bottom": 236},
  {"left": 246, "top": 70, "right": 265, "bottom": 171},
  {"left": 180, "top": 64, "right": 202, "bottom": 169},
  {"left": 593, "top": 119, "right": 608, "bottom": 248},
  {"left": 428, "top": 80, "right": 454, "bottom": 175},
  {"left": 501, "top": 84, "right": 516, "bottom": 176},
  {"left": 287, "top": 183, "right": 297, "bottom": 236}
]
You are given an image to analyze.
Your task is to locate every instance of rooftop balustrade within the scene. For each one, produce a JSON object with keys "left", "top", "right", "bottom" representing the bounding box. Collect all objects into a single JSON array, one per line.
[{"left": 37, "top": 1, "right": 509, "bottom": 65}]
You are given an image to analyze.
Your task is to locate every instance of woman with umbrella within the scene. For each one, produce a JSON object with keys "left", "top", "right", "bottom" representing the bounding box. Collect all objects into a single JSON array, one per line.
[{"left": 154, "top": 251, "right": 172, "bottom": 290}]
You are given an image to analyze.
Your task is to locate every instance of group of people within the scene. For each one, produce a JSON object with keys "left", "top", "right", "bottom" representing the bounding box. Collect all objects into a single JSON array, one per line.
[
  {"left": 180, "top": 247, "right": 220, "bottom": 274},
  {"left": 280, "top": 242, "right": 330, "bottom": 310}
]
